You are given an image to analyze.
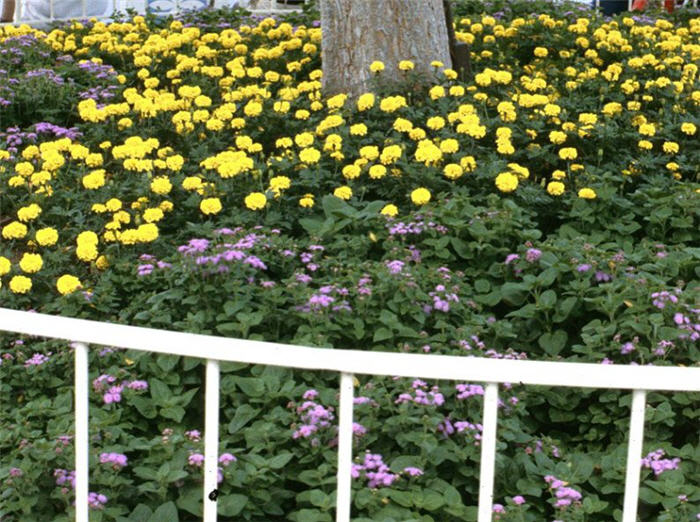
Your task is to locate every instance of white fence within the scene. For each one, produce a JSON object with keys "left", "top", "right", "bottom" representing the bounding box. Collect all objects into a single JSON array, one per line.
[{"left": 1, "top": 307, "right": 699, "bottom": 521}]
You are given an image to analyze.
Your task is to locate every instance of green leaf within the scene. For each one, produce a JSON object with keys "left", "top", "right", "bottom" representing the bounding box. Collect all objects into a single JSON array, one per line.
[
  {"left": 451, "top": 237, "right": 473, "bottom": 259},
  {"left": 218, "top": 494, "right": 248, "bottom": 517},
  {"left": 234, "top": 377, "right": 265, "bottom": 397},
  {"left": 638, "top": 487, "right": 663, "bottom": 505},
  {"left": 133, "top": 467, "right": 159, "bottom": 481},
  {"left": 128, "top": 504, "right": 153, "bottom": 522},
  {"left": 500, "top": 282, "right": 527, "bottom": 306},
  {"left": 150, "top": 379, "right": 172, "bottom": 406},
  {"left": 268, "top": 452, "right": 294, "bottom": 470},
  {"left": 308, "top": 489, "right": 331, "bottom": 509},
  {"left": 373, "top": 327, "right": 394, "bottom": 342},
  {"left": 538, "top": 330, "right": 568, "bottom": 356},
  {"left": 422, "top": 490, "right": 445, "bottom": 511},
  {"left": 228, "top": 405, "right": 260, "bottom": 434},
  {"left": 175, "top": 487, "right": 201, "bottom": 517},
  {"left": 387, "top": 490, "right": 414, "bottom": 507},
  {"left": 129, "top": 396, "right": 157, "bottom": 419},
  {"left": 474, "top": 279, "right": 491, "bottom": 293},
  {"left": 539, "top": 289, "right": 557, "bottom": 309},
  {"left": 160, "top": 406, "right": 186, "bottom": 422},
  {"left": 147, "top": 501, "right": 178, "bottom": 522},
  {"left": 553, "top": 296, "right": 578, "bottom": 322},
  {"left": 156, "top": 354, "right": 179, "bottom": 372}
]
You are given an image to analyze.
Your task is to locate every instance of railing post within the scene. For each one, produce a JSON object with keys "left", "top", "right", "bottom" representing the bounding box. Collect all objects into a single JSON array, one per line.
[
  {"left": 74, "top": 342, "right": 89, "bottom": 522},
  {"left": 477, "top": 383, "right": 499, "bottom": 522},
  {"left": 203, "top": 359, "right": 220, "bottom": 522},
  {"left": 336, "top": 372, "right": 355, "bottom": 522},
  {"left": 622, "top": 389, "right": 647, "bottom": 522}
]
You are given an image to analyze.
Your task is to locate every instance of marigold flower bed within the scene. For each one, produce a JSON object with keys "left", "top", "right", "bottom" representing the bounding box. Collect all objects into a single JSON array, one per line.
[{"left": 0, "top": 3, "right": 698, "bottom": 521}]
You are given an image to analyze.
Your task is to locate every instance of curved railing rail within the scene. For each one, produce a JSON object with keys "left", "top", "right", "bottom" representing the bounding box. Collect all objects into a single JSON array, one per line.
[{"left": 1, "top": 307, "right": 699, "bottom": 521}]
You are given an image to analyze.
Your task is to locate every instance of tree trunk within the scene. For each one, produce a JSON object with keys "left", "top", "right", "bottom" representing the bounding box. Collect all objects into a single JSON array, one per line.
[{"left": 320, "top": 0, "right": 452, "bottom": 98}]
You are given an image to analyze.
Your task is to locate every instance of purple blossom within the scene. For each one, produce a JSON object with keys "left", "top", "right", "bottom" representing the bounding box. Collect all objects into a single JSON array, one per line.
[
  {"left": 88, "top": 492, "right": 108, "bottom": 510},
  {"left": 576, "top": 263, "right": 591, "bottom": 273},
  {"left": 185, "top": 430, "right": 201, "bottom": 442},
  {"left": 219, "top": 453, "right": 237, "bottom": 466},
  {"left": 526, "top": 248, "right": 542, "bottom": 262},
  {"left": 352, "top": 423, "right": 367, "bottom": 436},
  {"left": 386, "top": 260, "right": 405, "bottom": 274},
  {"left": 188, "top": 453, "right": 205, "bottom": 467},
  {"left": 641, "top": 449, "right": 680, "bottom": 476},
  {"left": 9, "top": 467, "right": 22, "bottom": 477},
  {"left": 493, "top": 504, "right": 506, "bottom": 514},
  {"left": 24, "top": 353, "right": 50, "bottom": 367},
  {"left": 512, "top": 495, "right": 526, "bottom": 505},
  {"left": 456, "top": 383, "right": 485, "bottom": 399},
  {"left": 126, "top": 380, "right": 148, "bottom": 391},
  {"left": 99, "top": 452, "right": 128, "bottom": 469},
  {"left": 403, "top": 466, "right": 423, "bottom": 477},
  {"left": 505, "top": 254, "right": 520, "bottom": 265}
]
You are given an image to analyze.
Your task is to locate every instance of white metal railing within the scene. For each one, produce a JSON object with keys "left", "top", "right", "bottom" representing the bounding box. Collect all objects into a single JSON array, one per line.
[{"left": 1, "top": 307, "right": 699, "bottom": 522}]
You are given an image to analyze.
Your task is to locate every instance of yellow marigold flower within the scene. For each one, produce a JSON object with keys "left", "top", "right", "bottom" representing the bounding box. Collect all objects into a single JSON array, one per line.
[
  {"left": 8, "top": 176, "right": 25, "bottom": 187},
  {"left": 443, "top": 69, "right": 458, "bottom": 80},
  {"left": 427, "top": 116, "right": 445, "bottom": 130},
  {"left": 429, "top": 85, "right": 446, "bottom": 100},
  {"left": 56, "top": 274, "right": 82, "bottom": 295},
  {"left": 393, "top": 118, "right": 413, "bottom": 133},
  {"left": 342, "top": 164, "right": 361, "bottom": 180},
  {"left": 82, "top": 169, "right": 106, "bottom": 190},
  {"left": 143, "top": 208, "right": 164, "bottom": 223},
  {"left": 299, "top": 193, "right": 315, "bottom": 208},
  {"left": 398, "top": 60, "right": 415, "bottom": 71},
  {"left": 549, "top": 131, "right": 567, "bottom": 144},
  {"left": 558, "top": 147, "right": 578, "bottom": 161},
  {"left": 638, "top": 140, "right": 653, "bottom": 150},
  {"left": 495, "top": 172, "right": 518, "bottom": 193},
  {"left": 96, "top": 255, "right": 109, "bottom": 270},
  {"left": 409, "top": 128, "right": 427, "bottom": 141},
  {"left": 380, "top": 145, "right": 402, "bottom": 165},
  {"left": 410, "top": 187, "right": 431, "bottom": 206},
  {"left": 0, "top": 256, "right": 11, "bottom": 275},
  {"left": 534, "top": 46, "right": 548, "bottom": 57},
  {"left": 182, "top": 176, "right": 203, "bottom": 191},
  {"left": 443, "top": 163, "right": 464, "bottom": 180},
  {"left": 244, "top": 100, "right": 263, "bottom": 117},
  {"left": 269, "top": 176, "right": 291, "bottom": 193},
  {"left": 294, "top": 133, "right": 315, "bottom": 148},
  {"left": 137, "top": 224, "right": 158, "bottom": 242},
  {"left": 350, "top": 123, "right": 367, "bottom": 136},
  {"left": 638, "top": 123, "right": 656, "bottom": 136},
  {"left": 379, "top": 96, "right": 407, "bottom": 113},
  {"left": 666, "top": 162, "right": 679, "bottom": 171},
  {"left": 76, "top": 243, "right": 98, "bottom": 262},
  {"left": 547, "top": 181, "right": 565, "bottom": 196},
  {"left": 19, "top": 253, "right": 43, "bottom": 273},
  {"left": 578, "top": 188, "right": 597, "bottom": 199},
  {"left": 77, "top": 230, "right": 98, "bottom": 246},
  {"left": 245, "top": 192, "right": 267, "bottom": 211},
  {"left": 662, "top": 142, "right": 679, "bottom": 154},
  {"left": 369, "top": 61, "right": 385, "bottom": 73},
  {"left": 9, "top": 275, "right": 32, "bottom": 294},
  {"left": 369, "top": 164, "right": 387, "bottom": 179},
  {"left": 333, "top": 186, "right": 352, "bottom": 200},
  {"left": 299, "top": 147, "right": 321, "bottom": 164},
  {"left": 15, "top": 161, "right": 34, "bottom": 176},
  {"left": 2, "top": 221, "right": 28, "bottom": 240},
  {"left": 357, "top": 93, "right": 375, "bottom": 111},
  {"left": 295, "top": 110, "right": 310, "bottom": 120},
  {"left": 150, "top": 176, "right": 172, "bottom": 195},
  {"left": 460, "top": 156, "right": 477, "bottom": 172},
  {"left": 200, "top": 197, "right": 222, "bottom": 215},
  {"left": 381, "top": 204, "right": 398, "bottom": 217},
  {"left": 680, "top": 122, "right": 696, "bottom": 135},
  {"left": 439, "top": 139, "right": 459, "bottom": 154},
  {"left": 17, "top": 203, "right": 42, "bottom": 222},
  {"left": 552, "top": 170, "right": 566, "bottom": 180}
]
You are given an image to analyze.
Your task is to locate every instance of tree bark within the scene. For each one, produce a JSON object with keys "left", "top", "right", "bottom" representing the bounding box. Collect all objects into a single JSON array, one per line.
[{"left": 320, "top": 0, "right": 452, "bottom": 98}]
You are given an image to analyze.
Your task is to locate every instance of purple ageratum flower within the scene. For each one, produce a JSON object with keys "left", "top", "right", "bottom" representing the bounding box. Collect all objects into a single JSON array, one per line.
[
  {"left": 505, "top": 254, "right": 519, "bottom": 265},
  {"left": 352, "top": 422, "right": 367, "bottom": 436},
  {"left": 219, "top": 453, "right": 236, "bottom": 466},
  {"left": 386, "top": 260, "right": 405, "bottom": 274},
  {"left": 188, "top": 453, "right": 205, "bottom": 467},
  {"left": 244, "top": 256, "right": 267, "bottom": 270},
  {"left": 24, "top": 353, "right": 50, "bottom": 367},
  {"left": 526, "top": 248, "right": 542, "bottom": 262},
  {"left": 620, "top": 342, "right": 635, "bottom": 355},
  {"left": 295, "top": 273, "right": 312, "bottom": 284},
  {"left": 493, "top": 504, "right": 506, "bottom": 514},
  {"left": 512, "top": 495, "right": 526, "bottom": 505},
  {"left": 576, "top": 263, "right": 591, "bottom": 273},
  {"left": 595, "top": 271, "right": 612, "bottom": 282},
  {"left": 9, "top": 467, "right": 22, "bottom": 477},
  {"left": 185, "top": 430, "right": 201, "bottom": 442},
  {"left": 99, "top": 452, "right": 127, "bottom": 469},
  {"left": 456, "top": 383, "right": 485, "bottom": 399},
  {"left": 403, "top": 467, "right": 423, "bottom": 477},
  {"left": 641, "top": 449, "right": 681, "bottom": 476},
  {"left": 103, "top": 385, "right": 123, "bottom": 404},
  {"left": 137, "top": 264, "right": 154, "bottom": 276},
  {"left": 88, "top": 492, "right": 108, "bottom": 510},
  {"left": 303, "top": 389, "right": 319, "bottom": 400},
  {"left": 126, "top": 380, "right": 148, "bottom": 391}
]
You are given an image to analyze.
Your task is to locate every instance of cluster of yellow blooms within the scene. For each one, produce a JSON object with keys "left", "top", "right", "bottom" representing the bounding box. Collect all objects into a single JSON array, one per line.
[{"left": 0, "top": 11, "right": 698, "bottom": 297}]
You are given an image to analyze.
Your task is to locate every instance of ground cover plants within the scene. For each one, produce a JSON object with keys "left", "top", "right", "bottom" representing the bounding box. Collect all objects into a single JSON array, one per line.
[{"left": 0, "top": 1, "right": 699, "bottom": 520}]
